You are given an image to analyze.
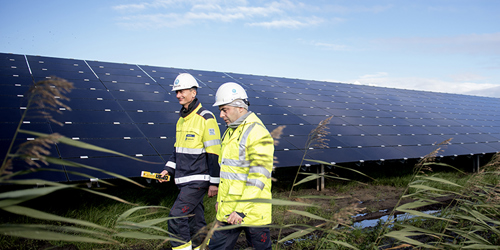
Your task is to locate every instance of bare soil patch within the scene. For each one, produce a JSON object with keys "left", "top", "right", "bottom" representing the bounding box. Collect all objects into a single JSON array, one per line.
[{"left": 277, "top": 185, "right": 412, "bottom": 223}]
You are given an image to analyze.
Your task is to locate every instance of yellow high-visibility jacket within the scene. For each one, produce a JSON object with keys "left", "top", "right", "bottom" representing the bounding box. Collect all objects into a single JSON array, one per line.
[
  {"left": 216, "top": 112, "right": 274, "bottom": 225},
  {"left": 165, "top": 101, "right": 221, "bottom": 188}
]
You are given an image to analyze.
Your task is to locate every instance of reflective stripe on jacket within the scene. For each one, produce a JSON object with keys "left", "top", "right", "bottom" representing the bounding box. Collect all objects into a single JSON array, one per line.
[
  {"left": 165, "top": 103, "right": 221, "bottom": 187},
  {"left": 216, "top": 112, "right": 274, "bottom": 225}
]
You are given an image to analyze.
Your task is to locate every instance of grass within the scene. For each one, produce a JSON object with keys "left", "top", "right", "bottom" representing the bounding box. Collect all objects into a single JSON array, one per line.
[{"left": 1, "top": 159, "right": 499, "bottom": 249}]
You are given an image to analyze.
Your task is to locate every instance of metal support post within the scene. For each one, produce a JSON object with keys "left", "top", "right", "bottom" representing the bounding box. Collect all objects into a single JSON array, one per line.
[
  {"left": 475, "top": 154, "right": 480, "bottom": 172},
  {"left": 317, "top": 166, "right": 320, "bottom": 191},
  {"left": 472, "top": 154, "right": 480, "bottom": 173},
  {"left": 316, "top": 165, "right": 325, "bottom": 191}
]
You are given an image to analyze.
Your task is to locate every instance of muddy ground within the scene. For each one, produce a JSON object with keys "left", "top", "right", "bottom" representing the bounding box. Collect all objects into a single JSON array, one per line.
[{"left": 278, "top": 185, "right": 411, "bottom": 224}]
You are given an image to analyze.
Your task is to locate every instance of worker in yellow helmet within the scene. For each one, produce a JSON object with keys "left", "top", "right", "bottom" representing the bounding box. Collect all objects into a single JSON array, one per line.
[
  {"left": 208, "top": 82, "right": 274, "bottom": 250},
  {"left": 159, "top": 73, "right": 221, "bottom": 250}
]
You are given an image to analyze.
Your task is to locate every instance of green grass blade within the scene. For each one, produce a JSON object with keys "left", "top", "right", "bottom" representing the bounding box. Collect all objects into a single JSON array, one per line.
[
  {"left": 461, "top": 245, "right": 500, "bottom": 249},
  {"left": 447, "top": 228, "right": 491, "bottom": 245},
  {"left": 295, "top": 172, "right": 356, "bottom": 186},
  {"left": 117, "top": 206, "right": 169, "bottom": 222},
  {"left": 383, "top": 231, "right": 439, "bottom": 249},
  {"left": 135, "top": 217, "right": 177, "bottom": 227},
  {"left": 0, "top": 185, "right": 72, "bottom": 207},
  {"left": 422, "top": 162, "right": 465, "bottom": 174},
  {"left": 304, "top": 159, "right": 375, "bottom": 180},
  {"left": 398, "top": 224, "right": 448, "bottom": 237},
  {"left": 0, "top": 197, "right": 37, "bottom": 208},
  {"left": 18, "top": 129, "right": 159, "bottom": 164},
  {"left": 409, "top": 184, "right": 449, "bottom": 193},
  {"left": 397, "top": 209, "right": 457, "bottom": 223},
  {"left": 288, "top": 210, "right": 332, "bottom": 222},
  {"left": 456, "top": 209, "right": 500, "bottom": 234},
  {"left": 2, "top": 205, "right": 114, "bottom": 232},
  {"left": 419, "top": 176, "right": 463, "bottom": 187},
  {"left": 2, "top": 175, "right": 113, "bottom": 187},
  {"left": 277, "top": 226, "right": 316, "bottom": 243},
  {"left": 44, "top": 156, "right": 145, "bottom": 188},
  {"left": 81, "top": 187, "right": 136, "bottom": 206},
  {"left": 328, "top": 240, "right": 360, "bottom": 250},
  {"left": 115, "top": 221, "right": 172, "bottom": 236},
  {"left": 293, "top": 174, "right": 321, "bottom": 186},
  {"left": 114, "top": 231, "right": 186, "bottom": 244},
  {"left": 0, "top": 185, "right": 72, "bottom": 199},
  {"left": 396, "top": 200, "right": 440, "bottom": 210},
  {"left": 0, "top": 224, "right": 114, "bottom": 243}
]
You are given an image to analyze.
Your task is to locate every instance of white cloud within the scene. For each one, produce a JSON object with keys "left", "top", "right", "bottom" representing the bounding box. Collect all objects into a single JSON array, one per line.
[
  {"left": 351, "top": 74, "right": 500, "bottom": 98},
  {"left": 321, "top": 4, "right": 392, "bottom": 14},
  {"left": 112, "top": 0, "right": 186, "bottom": 12},
  {"left": 466, "top": 85, "right": 500, "bottom": 98},
  {"left": 116, "top": 13, "right": 188, "bottom": 28},
  {"left": 186, "top": 12, "right": 246, "bottom": 22},
  {"left": 113, "top": 3, "right": 148, "bottom": 12},
  {"left": 449, "top": 73, "right": 488, "bottom": 82},
  {"left": 113, "top": 0, "right": 324, "bottom": 29},
  {"left": 312, "top": 42, "right": 347, "bottom": 51},
  {"left": 359, "top": 72, "right": 388, "bottom": 79},
  {"left": 376, "top": 33, "right": 500, "bottom": 55},
  {"left": 247, "top": 16, "right": 324, "bottom": 29}
]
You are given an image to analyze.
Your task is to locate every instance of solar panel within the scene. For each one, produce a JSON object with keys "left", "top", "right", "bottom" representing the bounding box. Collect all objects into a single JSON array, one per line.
[{"left": 2, "top": 52, "right": 500, "bottom": 183}]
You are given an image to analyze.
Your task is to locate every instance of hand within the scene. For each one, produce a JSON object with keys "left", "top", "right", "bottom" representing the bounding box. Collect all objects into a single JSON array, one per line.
[
  {"left": 227, "top": 211, "right": 243, "bottom": 225},
  {"left": 159, "top": 170, "right": 169, "bottom": 183},
  {"left": 215, "top": 202, "right": 218, "bottom": 212},
  {"left": 208, "top": 185, "right": 218, "bottom": 197}
]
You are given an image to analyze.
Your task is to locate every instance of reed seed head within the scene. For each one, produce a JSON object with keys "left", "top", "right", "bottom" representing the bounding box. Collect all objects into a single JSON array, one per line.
[
  {"left": 308, "top": 116, "right": 332, "bottom": 149},
  {"left": 15, "top": 133, "right": 62, "bottom": 169},
  {"left": 25, "top": 76, "right": 74, "bottom": 126}
]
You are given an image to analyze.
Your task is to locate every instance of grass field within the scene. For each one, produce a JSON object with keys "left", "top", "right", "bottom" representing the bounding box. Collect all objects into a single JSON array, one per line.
[{"left": 1, "top": 156, "right": 499, "bottom": 250}]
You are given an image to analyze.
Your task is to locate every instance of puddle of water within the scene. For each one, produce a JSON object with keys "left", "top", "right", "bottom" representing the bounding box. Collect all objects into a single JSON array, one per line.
[
  {"left": 353, "top": 210, "right": 440, "bottom": 228},
  {"left": 282, "top": 234, "right": 316, "bottom": 246}
]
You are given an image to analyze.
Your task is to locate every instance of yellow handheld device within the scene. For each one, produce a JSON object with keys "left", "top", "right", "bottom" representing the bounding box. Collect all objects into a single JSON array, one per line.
[{"left": 140, "top": 171, "right": 170, "bottom": 181}]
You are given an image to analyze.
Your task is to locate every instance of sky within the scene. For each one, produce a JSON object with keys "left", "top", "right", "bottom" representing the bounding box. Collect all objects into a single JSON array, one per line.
[{"left": 2, "top": 0, "right": 500, "bottom": 98}]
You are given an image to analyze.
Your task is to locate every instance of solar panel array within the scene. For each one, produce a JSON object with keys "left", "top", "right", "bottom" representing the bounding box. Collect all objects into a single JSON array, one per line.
[{"left": 1, "top": 52, "right": 500, "bottom": 182}]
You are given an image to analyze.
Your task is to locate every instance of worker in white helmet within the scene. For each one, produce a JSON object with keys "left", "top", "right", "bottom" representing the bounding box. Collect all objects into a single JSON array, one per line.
[
  {"left": 208, "top": 82, "right": 273, "bottom": 250},
  {"left": 159, "top": 73, "right": 221, "bottom": 250}
]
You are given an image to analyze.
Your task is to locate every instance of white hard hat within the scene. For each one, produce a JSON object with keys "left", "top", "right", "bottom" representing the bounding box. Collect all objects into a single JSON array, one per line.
[
  {"left": 171, "top": 73, "right": 199, "bottom": 91},
  {"left": 213, "top": 82, "right": 248, "bottom": 106}
]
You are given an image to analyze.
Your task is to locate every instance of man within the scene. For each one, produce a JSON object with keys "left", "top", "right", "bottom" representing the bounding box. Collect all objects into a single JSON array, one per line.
[
  {"left": 159, "top": 73, "right": 221, "bottom": 250},
  {"left": 208, "top": 82, "right": 274, "bottom": 250}
]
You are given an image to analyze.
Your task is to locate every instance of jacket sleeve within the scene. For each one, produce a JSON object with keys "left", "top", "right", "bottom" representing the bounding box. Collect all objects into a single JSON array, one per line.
[
  {"left": 234, "top": 125, "right": 274, "bottom": 214},
  {"left": 204, "top": 114, "right": 221, "bottom": 186},
  {"left": 164, "top": 148, "right": 176, "bottom": 176}
]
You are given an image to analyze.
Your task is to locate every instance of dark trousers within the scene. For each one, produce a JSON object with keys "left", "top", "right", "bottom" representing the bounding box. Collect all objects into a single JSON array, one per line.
[
  {"left": 168, "top": 186, "right": 207, "bottom": 249},
  {"left": 208, "top": 222, "right": 272, "bottom": 250}
]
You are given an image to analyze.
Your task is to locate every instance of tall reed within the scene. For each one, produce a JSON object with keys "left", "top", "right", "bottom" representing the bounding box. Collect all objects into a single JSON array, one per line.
[{"left": 372, "top": 140, "right": 500, "bottom": 248}]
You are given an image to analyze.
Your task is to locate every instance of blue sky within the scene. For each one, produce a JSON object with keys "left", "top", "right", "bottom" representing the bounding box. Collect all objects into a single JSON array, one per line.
[{"left": 2, "top": 0, "right": 500, "bottom": 97}]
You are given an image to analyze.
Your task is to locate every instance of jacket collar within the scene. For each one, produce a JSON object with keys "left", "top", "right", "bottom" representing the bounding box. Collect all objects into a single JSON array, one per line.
[
  {"left": 228, "top": 111, "right": 253, "bottom": 128},
  {"left": 180, "top": 98, "right": 199, "bottom": 118}
]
